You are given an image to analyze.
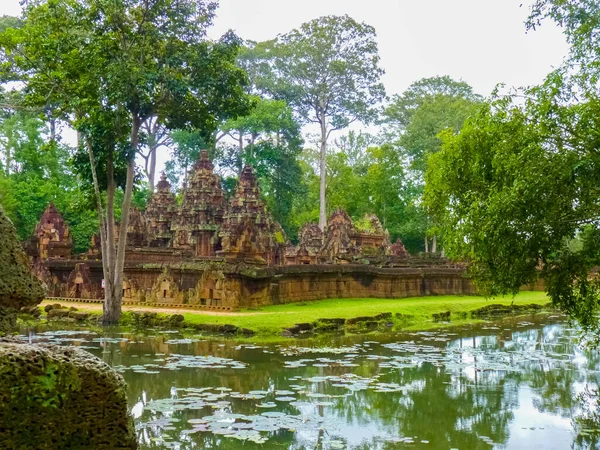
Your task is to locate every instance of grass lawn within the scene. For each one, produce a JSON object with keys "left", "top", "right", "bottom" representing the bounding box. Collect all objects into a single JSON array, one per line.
[
  {"left": 40, "top": 292, "right": 551, "bottom": 335},
  {"left": 177, "top": 291, "right": 550, "bottom": 333}
]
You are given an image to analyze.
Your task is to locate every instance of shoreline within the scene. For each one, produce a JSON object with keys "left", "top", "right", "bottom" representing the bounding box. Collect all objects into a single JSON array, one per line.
[{"left": 25, "top": 292, "right": 555, "bottom": 338}]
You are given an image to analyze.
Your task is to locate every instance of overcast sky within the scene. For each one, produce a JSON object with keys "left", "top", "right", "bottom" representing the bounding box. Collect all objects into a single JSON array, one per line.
[
  {"left": 2, "top": 0, "right": 569, "bottom": 98},
  {"left": 1, "top": 0, "right": 570, "bottom": 174}
]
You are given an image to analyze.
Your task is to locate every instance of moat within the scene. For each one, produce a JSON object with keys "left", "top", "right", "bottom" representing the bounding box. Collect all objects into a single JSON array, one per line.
[{"left": 18, "top": 316, "right": 600, "bottom": 450}]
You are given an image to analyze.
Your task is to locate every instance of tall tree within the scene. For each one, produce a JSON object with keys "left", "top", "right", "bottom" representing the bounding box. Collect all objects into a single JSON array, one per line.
[
  {"left": 139, "top": 116, "right": 171, "bottom": 192},
  {"left": 0, "top": 0, "right": 251, "bottom": 322},
  {"left": 384, "top": 76, "right": 481, "bottom": 252},
  {"left": 425, "top": 84, "right": 600, "bottom": 336},
  {"left": 247, "top": 16, "right": 386, "bottom": 229}
]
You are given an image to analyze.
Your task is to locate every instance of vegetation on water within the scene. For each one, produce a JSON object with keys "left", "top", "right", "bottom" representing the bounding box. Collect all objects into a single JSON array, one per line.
[{"left": 19, "top": 318, "right": 599, "bottom": 449}]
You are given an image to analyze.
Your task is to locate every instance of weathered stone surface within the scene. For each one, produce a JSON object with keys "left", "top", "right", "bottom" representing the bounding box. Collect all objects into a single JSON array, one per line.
[
  {"left": 0, "top": 342, "right": 137, "bottom": 449},
  {"left": 218, "top": 165, "right": 281, "bottom": 264},
  {"left": 319, "top": 318, "right": 346, "bottom": 325},
  {"left": 390, "top": 239, "right": 409, "bottom": 258},
  {"left": 0, "top": 205, "right": 45, "bottom": 332},
  {"left": 20, "top": 305, "right": 42, "bottom": 318},
  {"left": 68, "top": 311, "right": 90, "bottom": 321},
  {"left": 471, "top": 303, "right": 544, "bottom": 318},
  {"left": 172, "top": 150, "right": 225, "bottom": 256},
  {"left": 47, "top": 308, "right": 70, "bottom": 319},
  {"left": 321, "top": 208, "right": 358, "bottom": 260},
  {"left": 346, "top": 316, "right": 376, "bottom": 325},
  {"left": 285, "top": 223, "right": 323, "bottom": 265},
  {"left": 23, "top": 203, "right": 73, "bottom": 262},
  {"left": 432, "top": 311, "right": 451, "bottom": 322},
  {"left": 126, "top": 207, "right": 147, "bottom": 248},
  {"left": 294, "top": 322, "right": 313, "bottom": 331},
  {"left": 65, "top": 263, "right": 101, "bottom": 299},
  {"left": 145, "top": 172, "right": 177, "bottom": 248},
  {"left": 354, "top": 214, "right": 389, "bottom": 255}
]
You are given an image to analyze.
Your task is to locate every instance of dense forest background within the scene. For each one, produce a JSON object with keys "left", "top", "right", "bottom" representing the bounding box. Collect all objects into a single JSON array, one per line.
[{"left": 0, "top": 12, "right": 480, "bottom": 255}]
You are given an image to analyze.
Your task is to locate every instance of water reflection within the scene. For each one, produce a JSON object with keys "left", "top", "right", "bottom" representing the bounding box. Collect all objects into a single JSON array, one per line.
[{"left": 19, "top": 315, "right": 600, "bottom": 449}]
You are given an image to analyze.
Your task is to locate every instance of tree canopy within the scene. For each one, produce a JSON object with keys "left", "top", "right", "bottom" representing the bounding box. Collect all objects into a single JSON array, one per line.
[
  {"left": 244, "top": 15, "right": 386, "bottom": 229},
  {"left": 0, "top": 0, "right": 251, "bottom": 322}
]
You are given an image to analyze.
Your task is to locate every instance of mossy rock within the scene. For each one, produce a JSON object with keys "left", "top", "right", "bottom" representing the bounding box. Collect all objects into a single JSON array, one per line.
[
  {"left": 0, "top": 206, "right": 45, "bottom": 312},
  {"left": 47, "top": 309, "right": 70, "bottom": 319},
  {"left": 0, "top": 342, "right": 137, "bottom": 449}
]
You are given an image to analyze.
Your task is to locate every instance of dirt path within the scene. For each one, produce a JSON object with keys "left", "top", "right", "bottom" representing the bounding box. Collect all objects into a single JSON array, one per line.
[{"left": 41, "top": 300, "right": 269, "bottom": 317}]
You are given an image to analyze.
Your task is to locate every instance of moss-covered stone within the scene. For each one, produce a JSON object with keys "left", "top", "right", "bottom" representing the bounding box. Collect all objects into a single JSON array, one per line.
[
  {"left": 0, "top": 206, "right": 45, "bottom": 332},
  {"left": 0, "top": 342, "right": 137, "bottom": 449}
]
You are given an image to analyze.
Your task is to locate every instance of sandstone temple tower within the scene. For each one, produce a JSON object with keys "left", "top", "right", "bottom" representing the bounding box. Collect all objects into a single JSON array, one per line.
[
  {"left": 25, "top": 203, "right": 73, "bottom": 261},
  {"left": 145, "top": 173, "right": 177, "bottom": 248},
  {"left": 172, "top": 150, "right": 226, "bottom": 257},
  {"left": 217, "top": 165, "right": 281, "bottom": 264}
]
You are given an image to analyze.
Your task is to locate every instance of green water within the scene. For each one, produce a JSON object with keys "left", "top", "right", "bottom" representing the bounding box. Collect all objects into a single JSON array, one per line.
[{"left": 20, "top": 315, "right": 600, "bottom": 449}]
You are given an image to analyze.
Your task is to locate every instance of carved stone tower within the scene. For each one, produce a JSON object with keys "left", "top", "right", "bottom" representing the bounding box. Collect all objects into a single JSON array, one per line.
[
  {"left": 145, "top": 173, "right": 177, "bottom": 247},
  {"left": 172, "top": 150, "right": 225, "bottom": 256}
]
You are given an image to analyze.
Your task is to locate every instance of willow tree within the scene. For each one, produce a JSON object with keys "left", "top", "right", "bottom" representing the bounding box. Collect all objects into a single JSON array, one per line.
[
  {"left": 246, "top": 16, "right": 385, "bottom": 229},
  {"left": 0, "top": 0, "right": 250, "bottom": 322}
]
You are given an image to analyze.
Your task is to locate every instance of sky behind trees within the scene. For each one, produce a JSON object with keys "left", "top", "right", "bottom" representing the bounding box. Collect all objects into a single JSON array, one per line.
[
  {"left": 2, "top": 0, "right": 568, "bottom": 98},
  {"left": 0, "top": 0, "right": 570, "bottom": 175}
]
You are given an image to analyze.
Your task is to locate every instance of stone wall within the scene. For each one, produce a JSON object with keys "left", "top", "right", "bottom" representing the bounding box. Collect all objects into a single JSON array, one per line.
[
  {"left": 45, "top": 259, "right": 476, "bottom": 310},
  {"left": 239, "top": 265, "right": 476, "bottom": 308},
  {"left": 0, "top": 341, "right": 137, "bottom": 449}
]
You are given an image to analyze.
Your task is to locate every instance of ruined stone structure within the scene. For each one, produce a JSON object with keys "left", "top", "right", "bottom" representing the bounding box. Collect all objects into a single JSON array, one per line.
[
  {"left": 218, "top": 165, "right": 282, "bottom": 264},
  {"left": 354, "top": 214, "right": 390, "bottom": 254},
  {"left": 390, "top": 239, "right": 410, "bottom": 258},
  {"left": 21, "top": 150, "right": 474, "bottom": 310},
  {"left": 146, "top": 173, "right": 177, "bottom": 248},
  {"left": 24, "top": 203, "right": 73, "bottom": 261},
  {"left": 320, "top": 208, "right": 358, "bottom": 260},
  {"left": 172, "top": 150, "right": 225, "bottom": 257},
  {"left": 126, "top": 207, "right": 147, "bottom": 248},
  {"left": 285, "top": 223, "right": 323, "bottom": 265},
  {"left": 0, "top": 341, "right": 137, "bottom": 449}
]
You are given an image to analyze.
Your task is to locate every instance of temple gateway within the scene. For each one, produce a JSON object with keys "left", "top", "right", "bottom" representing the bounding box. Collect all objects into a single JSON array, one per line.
[{"left": 24, "top": 151, "right": 473, "bottom": 310}]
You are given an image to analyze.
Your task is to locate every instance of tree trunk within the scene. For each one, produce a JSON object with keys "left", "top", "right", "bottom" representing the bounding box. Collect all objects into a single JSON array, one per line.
[
  {"left": 148, "top": 143, "right": 157, "bottom": 192},
  {"left": 424, "top": 235, "right": 429, "bottom": 253},
  {"left": 319, "top": 116, "right": 327, "bottom": 231},
  {"left": 432, "top": 235, "right": 437, "bottom": 253},
  {"left": 103, "top": 148, "right": 118, "bottom": 323},
  {"left": 103, "top": 116, "right": 141, "bottom": 324},
  {"left": 84, "top": 135, "right": 113, "bottom": 324},
  {"left": 49, "top": 117, "right": 56, "bottom": 143}
]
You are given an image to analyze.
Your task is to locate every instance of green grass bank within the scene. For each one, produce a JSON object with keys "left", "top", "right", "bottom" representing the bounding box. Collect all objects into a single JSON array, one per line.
[
  {"left": 39, "top": 291, "right": 553, "bottom": 336},
  {"left": 179, "top": 291, "right": 551, "bottom": 333}
]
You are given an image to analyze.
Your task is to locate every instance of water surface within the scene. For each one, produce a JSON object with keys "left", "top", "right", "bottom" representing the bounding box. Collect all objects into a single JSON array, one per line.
[{"left": 20, "top": 314, "right": 600, "bottom": 449}]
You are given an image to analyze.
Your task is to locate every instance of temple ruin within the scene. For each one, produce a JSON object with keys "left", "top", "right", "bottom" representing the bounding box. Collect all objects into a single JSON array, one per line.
[{"left": 24, "top": 151, "right": 472, "bottom": 309}]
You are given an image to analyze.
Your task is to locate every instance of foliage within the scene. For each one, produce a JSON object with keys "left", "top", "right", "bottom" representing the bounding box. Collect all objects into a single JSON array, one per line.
[
  {"left": 165, "top": 129, "right": 208, "bottom": 184},
  {"left": 425, "top": 84, "right": 600, "bottom": 334},
  {"left": 210, "top": 97, "right": 304, "bottom": 235},
  {"left": 527, "top": 0, "right": 600, "bottom": 81},
  {"left": 423, "top": 1, "right": 600, "bottom": 336},
  {"left": 0, "top": 16, "right": 23, "bottom": 33},
  {"left": 0, "top": 0, "right": 251, "bottom": 322},
  {"left": 244, "top": 15, "right": 386, "bottom": 228},
  {"left": 383, "top": 76, "right": 482, "bottom": 251}
]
